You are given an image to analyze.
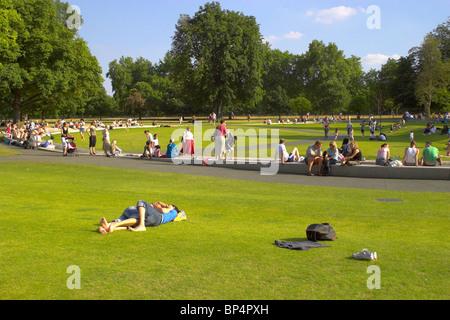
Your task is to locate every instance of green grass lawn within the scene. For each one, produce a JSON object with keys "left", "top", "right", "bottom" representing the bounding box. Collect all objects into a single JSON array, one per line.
[{"left": 0, "top": 161, "right": 448, "bottom": 300}]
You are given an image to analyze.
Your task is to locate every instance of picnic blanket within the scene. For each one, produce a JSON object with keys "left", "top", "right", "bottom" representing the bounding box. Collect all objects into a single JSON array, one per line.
[{"left": 275, "top": 240, "right": 330, "bottom": 251}]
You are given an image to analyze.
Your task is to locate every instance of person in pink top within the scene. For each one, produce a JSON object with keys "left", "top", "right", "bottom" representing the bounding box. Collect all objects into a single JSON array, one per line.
[{"left": 214, "top": 120, "right": 227, "bottom": 160}]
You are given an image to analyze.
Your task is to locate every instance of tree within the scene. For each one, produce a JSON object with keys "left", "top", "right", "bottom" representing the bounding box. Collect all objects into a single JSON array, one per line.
[
  {"left": 124, "top": 91, "right": 146, "bottom": 119},
  {"left": 0, "top": 0, "right": 21, "bottom": 66},
  {"left": 431, "top": 18, "right": 450, "bottom": 60},
  {"left": 289, "top": 96, "right": 311, "bottom": 115},
  {"left": 415, "top": 33, "right": 447, "bottom": 117},
  {"left": 347, "top": 96, "right": 368, "bottom": 116},
  {"left": 170, "top": 2, "right": 264, "bottom": 118},
  {"left": 261, "top": 86, "right": 290, "bottom": 115},
  {"left": 299, "top": 40, "right": 363, "bottom": 114},
  {"left": 389, "top": 56, "right": 419, "bottom": 112},
  {"left": 84, "top": 87, "right": 118, "bottom": 119},
  {"left": 0, "top": 0, "right": 103, "bottom": 123}
]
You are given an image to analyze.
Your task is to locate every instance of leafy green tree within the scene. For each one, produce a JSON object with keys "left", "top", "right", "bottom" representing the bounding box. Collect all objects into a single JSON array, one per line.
[
  {"left": 389, "top": 56, "right": 419, "bottom": 112},
  {"left": 347, "top": 96, "right": 368, "bottom": 116},
  {"left": 0, "top": 0, "right": 102, "bottom": 123},
  {"left": 414, "top": 33, "right": 448, "bottom": 117},
  {"left": 170, "top": 2, "right": 264, "bottom": 118},
  {"left": 107, "top": 56, "right": 182, "bottom": 116},
  {"left": 299, "top": 40, "right": 363, "bottom": 114},
  {"left": 84, "top": 87, "right": 118, "bottom": 119},
  {"left": 260, "top": 86, "right": 290, "bottom": 115},
  {"left": 289, "top": 96, "right": 311, "bottom": 115},
  {"left": 431, "top": 18, "right": 450, "bottom": 60},
  {"left": 0, "top": 0, "right": 21, "bottom": 66}
]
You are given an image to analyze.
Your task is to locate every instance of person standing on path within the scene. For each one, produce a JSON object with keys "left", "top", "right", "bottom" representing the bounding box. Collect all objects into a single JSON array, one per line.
[
  {"left": 86, "top": 122, "right": 97, "bottom": 155},
  {"left": 181, "top": 126, "right": 195, "bottom": 158},
  {"left": 360, "top": 119, "right": 366, "bottom": 138},
  {"left": 324, "top": 121, "right": 329, "bottom": 139},
  {"left": 61, "top": 122, "right": 70, "bottom": 157},
  {"left": 347, "top": 119, "right": 353, "bottom": 137},
  {"left": 214, "top": 120, "right": 227, "bottom": 160},
  {"left": 79, "top": 119, "right": 86, "bottom": 142},
  {"left": 102, "top": 126, "right": 111, "bottom": 156}
]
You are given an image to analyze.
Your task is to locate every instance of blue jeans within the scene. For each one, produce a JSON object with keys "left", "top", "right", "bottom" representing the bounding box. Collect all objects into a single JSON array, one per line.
[
  {"left": 136, "top": 200, "right": 163, "bottom": 227},
  {"left": 112, "top": 206, "right": 140, "bottom": 223}
]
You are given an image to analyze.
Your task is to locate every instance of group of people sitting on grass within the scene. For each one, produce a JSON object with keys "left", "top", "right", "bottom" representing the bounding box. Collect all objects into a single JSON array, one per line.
[
  {"left": 1, "top": 120, "right": 55, "bottom": 150},
  {"left": 277, "top": 137, "right": 445, "bottom": 176},
  {"left": 423, "top": 122, "right": 449, "bottom": 136}
]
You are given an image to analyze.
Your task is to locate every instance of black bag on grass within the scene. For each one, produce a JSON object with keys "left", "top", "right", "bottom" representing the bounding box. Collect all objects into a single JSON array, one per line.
[{"left": 306, "top": 223, "right": 336, "bottom": 241}]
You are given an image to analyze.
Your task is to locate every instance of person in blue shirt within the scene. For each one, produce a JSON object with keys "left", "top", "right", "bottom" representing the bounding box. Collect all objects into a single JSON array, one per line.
[
  {"left": 165, "top": 139, "right": 179, "bottom": 158},
  {"left": 98, "top": 200, "right": 186, "bottom": 233}
]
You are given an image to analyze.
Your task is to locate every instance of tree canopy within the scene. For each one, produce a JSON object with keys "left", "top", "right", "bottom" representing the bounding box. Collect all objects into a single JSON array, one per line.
[
  {"left": 0, "top": 0, "right": 103, "bottom": 122},
  {"left": 1, "top": 2, "right": 448, "bottom": 121},
  {"left": 169, "top": 2, "right": 264, "bottom": 118}
]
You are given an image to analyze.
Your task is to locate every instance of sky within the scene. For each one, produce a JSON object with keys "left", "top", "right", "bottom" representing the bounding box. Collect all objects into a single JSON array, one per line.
[{"left": 67, "top": 0, "right": 450, "bottom": 95}]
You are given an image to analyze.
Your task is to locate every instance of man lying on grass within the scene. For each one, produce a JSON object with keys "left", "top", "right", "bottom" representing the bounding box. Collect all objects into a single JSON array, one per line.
[{"left": 98, "top": 200, "right": 187, "bottom": 233}]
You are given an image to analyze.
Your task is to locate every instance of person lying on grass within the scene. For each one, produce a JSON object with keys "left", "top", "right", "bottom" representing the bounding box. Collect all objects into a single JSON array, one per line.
[{"left": 98, "top": 200, "right": 187, "bottom": 234}]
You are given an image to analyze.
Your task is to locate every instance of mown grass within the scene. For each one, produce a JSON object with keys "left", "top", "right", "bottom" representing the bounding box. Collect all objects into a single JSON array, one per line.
[{"left": 0, "top": 161, "right": 448, "bottom": 300}]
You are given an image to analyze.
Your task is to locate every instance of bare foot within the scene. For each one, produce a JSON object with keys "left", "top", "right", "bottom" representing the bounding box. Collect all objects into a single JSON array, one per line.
[
  {"left": 98, "top": 226, "right": 107, "bottom": 234},
  {"left": 129, "top": 225, "right": 147, "bottom": 232},
  {"left": 100, "top": 217, "right": 109, "bottom": 231}
]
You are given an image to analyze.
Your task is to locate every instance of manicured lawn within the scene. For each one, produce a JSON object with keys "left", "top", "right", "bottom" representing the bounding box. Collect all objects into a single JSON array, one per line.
[
  {"left": 0, "top": 161, "right": 448, "bottom": 300},
  {"left": 0, "top": 143, "right": 22, "bottom": 157}
]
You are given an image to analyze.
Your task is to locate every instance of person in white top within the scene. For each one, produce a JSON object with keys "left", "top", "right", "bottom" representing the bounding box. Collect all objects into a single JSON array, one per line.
[
  {"left": 276, "top": 139, "right": 300, "bottom": 165},
  {"left": 181, "top": 126, "right": 194, "bottom": 156},
  {"left": 224, "top": 130, "right": 237, "bottom": 159},
  {"left": 347, "top": 120, "right": 353, "bottom": 136},
  {"left": 402, "top": 140, "right": 419, "bottom": 166},
  {"left": 102, "top": 127, "right": 111, "bottom": 156},
  {"left": 376, "top": 143, "right": 390, "bottom": 165}
]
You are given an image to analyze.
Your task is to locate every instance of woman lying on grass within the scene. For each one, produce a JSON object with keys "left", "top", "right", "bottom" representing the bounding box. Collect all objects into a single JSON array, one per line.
[{"left": 98, "top": 200, "right": 187, "bottom": 234}]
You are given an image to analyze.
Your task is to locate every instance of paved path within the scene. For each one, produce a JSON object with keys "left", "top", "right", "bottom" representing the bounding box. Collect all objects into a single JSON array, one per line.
[{"left": 1, "top": 145, "right": 448, "bottom": 193}]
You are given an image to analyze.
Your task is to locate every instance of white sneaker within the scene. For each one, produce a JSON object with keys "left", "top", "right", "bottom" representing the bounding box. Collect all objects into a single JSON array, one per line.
[{"left": 352, "top": 248, "right": 377, "bottom": 261}]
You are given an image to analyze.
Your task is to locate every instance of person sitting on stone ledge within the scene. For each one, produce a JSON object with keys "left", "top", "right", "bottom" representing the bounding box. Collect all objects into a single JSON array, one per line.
[
  {"left": 305, "top": 140, "right": 323, "bottom": 176},
  {"left": 421, "top": 141, "right": 442, "bottom": 166},
  {"left": 341, "top": 141, "right": 363, "bottom": 166}
]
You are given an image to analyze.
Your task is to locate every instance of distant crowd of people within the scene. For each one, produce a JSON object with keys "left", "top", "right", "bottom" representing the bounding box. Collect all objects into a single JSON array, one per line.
[
  {"left": 1, "top": 120, "right": 55, "bottom": 150},
  {"left": 2, "top": 114, "right": 448, "bottom": 171}
]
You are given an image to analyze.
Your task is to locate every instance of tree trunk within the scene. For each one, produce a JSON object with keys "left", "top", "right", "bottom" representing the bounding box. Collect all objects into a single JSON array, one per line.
[
  {"left": 215, "top": 102, "right": 223, "bottom": 121},
  {"left": 12, "top": 91, "right": 21, "bottom": 124},
  {"left": 425, "top": 100, "right": 432, "bottom": 118}
]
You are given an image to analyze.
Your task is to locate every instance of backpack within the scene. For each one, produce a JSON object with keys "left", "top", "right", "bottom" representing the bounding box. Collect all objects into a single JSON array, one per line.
[{"left": 306, "top": 223, "right": 336, "bottom": 241}]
